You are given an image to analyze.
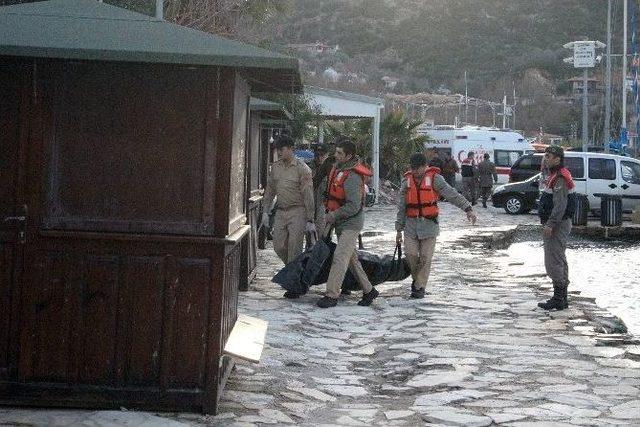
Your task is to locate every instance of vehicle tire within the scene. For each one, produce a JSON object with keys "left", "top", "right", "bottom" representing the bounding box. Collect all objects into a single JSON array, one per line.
[{"left": 504, "top": 195, "right": 525, "bottom": 215}]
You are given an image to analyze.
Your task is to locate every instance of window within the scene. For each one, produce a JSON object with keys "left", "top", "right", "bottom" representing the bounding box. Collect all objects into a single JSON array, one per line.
[
  {"left": 621, "top": 161, "right": 640, "bottom": 184},
  {"left": 495, "top": 150, "right": 523, "bottom": 167},
  {"left": 588, "top": 158, "right": 616, "bottom": 180},
  {"left": 565, "top": 157, "right": 585, "bottom": 178}
]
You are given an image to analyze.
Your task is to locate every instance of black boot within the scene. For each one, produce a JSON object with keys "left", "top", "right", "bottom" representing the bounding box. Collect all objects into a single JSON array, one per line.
[
  {"left": 538, "top": 283, "right": 565, "bottom": 310},
  {"left": 358, "top": 288, "right": 379, "bottom": 306},
  {"left": 283, "top": 291, "right": 302, "bottom": 299},
  {"left": 560, "top": 283, "right": 569, "bottom": 309},
  {"left": 317, "top": 296, "right": 338, "bottom": 308},
  {"left": 411, "top": 287, "right": 425, "bottom": 299}
]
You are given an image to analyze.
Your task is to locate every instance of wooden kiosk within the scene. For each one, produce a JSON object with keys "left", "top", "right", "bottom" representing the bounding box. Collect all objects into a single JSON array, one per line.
[{"left": 0, "top": 0, "right": 299, "bottom": 413}]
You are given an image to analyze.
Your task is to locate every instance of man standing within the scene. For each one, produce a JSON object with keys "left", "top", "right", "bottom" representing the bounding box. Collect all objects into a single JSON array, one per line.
[
  {"left": 442, "top": 153, "right": 459, "bottom": 188},
  {"left": 396, "top": 153, "right": 477, "bottom": 299},
  {"left": 317, "top": 138, "right": 378, "bottom": 308},
  {"left": 312, "top": 143, "right": 334, "bottom": 235},
  {"left": 460, "top": 151, "right": 478, "bottom": 205},
  {"left": 537, "top": 145, "right": 576, "bottom": 310},
  {"left": 477, "top": 153, "right": 498, "bottom": 208},
  {"left": 262, "top": 135, "right": 316, "bottom": 274}
]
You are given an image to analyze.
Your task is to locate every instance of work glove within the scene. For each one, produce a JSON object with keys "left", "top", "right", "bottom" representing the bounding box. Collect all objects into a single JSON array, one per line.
[
  {"left": 261, "top": 212, "right": 270, "bottom": 229},
  {"left": 305, "top": 221, "right": 316, "bottom": 234}
]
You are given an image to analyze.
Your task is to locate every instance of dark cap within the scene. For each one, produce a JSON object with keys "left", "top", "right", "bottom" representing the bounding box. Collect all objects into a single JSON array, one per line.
[
  {"left": 410, "top": 153, "right": 428, "bottom": 169},
  {"left": 274, "top": 135, "right": 294, "bottom": 149},
  {"left": 544, "top": 145, "right": 564, "bottom": 158},
  {"left": 314, "top": 143, "right": 329, "bottom": 154},
  {"left": 467, "top": 151, "right": 475, "bottom": 157}
]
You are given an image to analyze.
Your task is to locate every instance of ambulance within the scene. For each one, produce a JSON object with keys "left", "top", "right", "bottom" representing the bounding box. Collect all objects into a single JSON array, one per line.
[{"left": 416, "top": 125, "right": 535, "bottom": 184}]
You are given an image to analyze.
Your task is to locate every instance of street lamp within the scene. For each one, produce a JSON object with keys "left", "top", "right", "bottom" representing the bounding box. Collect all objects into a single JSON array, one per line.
[{"left": 563, "top": 40, "right": 606, "bottom": 152}]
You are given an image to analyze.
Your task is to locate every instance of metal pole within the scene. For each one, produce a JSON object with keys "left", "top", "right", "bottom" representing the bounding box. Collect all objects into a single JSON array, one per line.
[
  {"left": 464, "top": 70, "right": 468, "bottom": 125},
  {"left": 623, "top": 0, "right": 629, "bottom": 132},
  {"left": 605, "top": 0, "right": 612, "bottom": 152},
  {"left": 582, "top": 68, "right": 589, "bottom": 152},
  {"left": 155, "top": 0, "right": 163, "bottom": 19},
  {"left": 372, "top": 107, "right": 381, "bottom": 201}
]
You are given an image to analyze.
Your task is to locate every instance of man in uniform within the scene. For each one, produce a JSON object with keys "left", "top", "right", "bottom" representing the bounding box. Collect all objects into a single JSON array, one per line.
[
  {"left": 460, "top": 151, "right": 478, "bottom": 205},
  {"left": 537, "top": 145, "right": 576, "bottom": 310},
  {"left": 477, "top": 153, "right": 498, "bottom": 208},
  {"left": 312, "top": 143, "right": 334, "bottom": 236},
  {"left": 317, "top": 138, "right": 379, "bottom": 308},
  {"left": 262, "top": 136, "right": 316, "bottom": 296},
  {"left": 396, "top": 153, "right": 477, "bottom": 299}
]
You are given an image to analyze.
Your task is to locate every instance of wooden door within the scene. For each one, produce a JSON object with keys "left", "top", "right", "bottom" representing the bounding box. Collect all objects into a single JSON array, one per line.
[{"left": 0, "top": 62, "right": 26, "bottom": 382}]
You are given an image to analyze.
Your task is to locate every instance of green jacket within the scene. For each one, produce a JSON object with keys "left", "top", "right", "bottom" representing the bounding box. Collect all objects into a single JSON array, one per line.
[
  {"left": 396, "top": 173, "right": 471, "bottom": 239},
  {"left": 323, "top": 158, "right": 367, "bottom": 233}
]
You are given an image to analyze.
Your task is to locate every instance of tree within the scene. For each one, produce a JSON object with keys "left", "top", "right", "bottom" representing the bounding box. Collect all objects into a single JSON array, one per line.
[{"left": 379, "top": 112, "right": 429, "bottom": 183}]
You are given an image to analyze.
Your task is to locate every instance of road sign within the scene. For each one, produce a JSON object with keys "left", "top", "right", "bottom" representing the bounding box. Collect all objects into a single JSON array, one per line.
[{"left": 573, "top": 42, "right": 595, "bottom": 68}]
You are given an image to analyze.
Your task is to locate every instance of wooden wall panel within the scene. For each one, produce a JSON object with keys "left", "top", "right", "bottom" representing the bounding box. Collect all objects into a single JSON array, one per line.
[
  {"left": 76, "top": 255, "right": 119, "bottom": 384},
  {"left": 162, "top": 258, "right": 210, "bottom": 388},
  {"left": 0, "top": 244, "right": 15, "bottom": 375},
  {"left": 29, "top": 253, "right": 72, "bottom": 382},
  {"left": 118, "top": 256, "right": 165, "bottom": 387}
]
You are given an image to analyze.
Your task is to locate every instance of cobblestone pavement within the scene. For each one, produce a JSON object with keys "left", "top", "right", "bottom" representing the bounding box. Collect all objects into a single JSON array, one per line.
[{"left": 1, "top": 204, "right": 638, "bottom": 426}]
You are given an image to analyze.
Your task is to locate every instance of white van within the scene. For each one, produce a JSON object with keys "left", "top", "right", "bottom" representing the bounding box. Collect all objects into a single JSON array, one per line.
[
  {"left": 417, "top": 125, "right": 534, "bottom": 184},
  {"left": 513, "top": 151, "right": 640, "bottom": 212}
]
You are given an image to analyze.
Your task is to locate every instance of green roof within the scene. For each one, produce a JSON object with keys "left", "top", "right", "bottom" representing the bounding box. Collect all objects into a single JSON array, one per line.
[
  {"left": 249, "top": 97, "right": 292, "bottom": 120},
  {"left": 0, "top": 0, "right": 300, "bottom": 91}
]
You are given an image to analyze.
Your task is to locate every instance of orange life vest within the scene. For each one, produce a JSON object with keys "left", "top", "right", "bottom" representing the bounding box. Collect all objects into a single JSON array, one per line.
[
  {"left": 325, "top": 163, "right": 373, "bottom": 212},
  {"left": 405, "top": 167, "right": 440, "bottom": 219}
]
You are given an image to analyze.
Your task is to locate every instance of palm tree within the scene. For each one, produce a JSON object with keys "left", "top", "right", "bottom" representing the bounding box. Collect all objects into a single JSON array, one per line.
[{"left": 380, "top": 111, "right": 429, "bottom": 184}]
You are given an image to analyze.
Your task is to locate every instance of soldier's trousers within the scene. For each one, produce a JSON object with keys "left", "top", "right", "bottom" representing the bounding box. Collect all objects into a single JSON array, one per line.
[
  {"left": 404, "top": 236, "right": 437, "bottom": 290},
  {"left": 480, "top": 186, "right": 492, "bottom": 204},
  {"left": 543, "top": 219, "right": 571, "bottom": 286},
  {"left": 325, "top": 229, "right": 373, "bottom": 299},
  {"left": 461, "top": 177, "right": 477, "bottom": 204},
  {"left": 273, "top": 206, "right": 306, "bottom": 264}
]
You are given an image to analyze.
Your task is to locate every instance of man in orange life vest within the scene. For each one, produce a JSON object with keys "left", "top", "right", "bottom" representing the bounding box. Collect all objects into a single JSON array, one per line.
[
  {"left": 396, "top": 153, "right": 477, "bottom": 299},
  {"left": 537, "top": 145, "right": 576, "bottom": 310},
  {"left": 317, "top": 138, "right": 379, "bottom": 308}
]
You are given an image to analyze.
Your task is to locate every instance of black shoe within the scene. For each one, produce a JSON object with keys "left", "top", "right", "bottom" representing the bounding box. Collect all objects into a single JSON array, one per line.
[
  {"left": 411, "top": 281, "right": 417, "bottom": 292},
  {"left": 283, "top": 291, "right": 302, "bottom": 299},
  {"left": 538, "top": 283, "right": 566, "bottom": 310},
  {"left": 357, "top": 288, "right": 379, "bottom": 306},
  {"left": 411, "top": 287, "right": 425, "bottom": 299},
  {"left": 482, "top": 201, "right": 487, "bottom": 208},
  {"left": 341, "top": 288, "right": 352, "bottom": 295},
  {"left": 317, "top": 296, "right": 338, "bottom": 308}
]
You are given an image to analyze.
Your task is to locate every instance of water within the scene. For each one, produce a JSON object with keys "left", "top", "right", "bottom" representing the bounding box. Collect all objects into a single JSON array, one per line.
[{"left": 508, "top": 240, "right": 640, "bottom": 336}]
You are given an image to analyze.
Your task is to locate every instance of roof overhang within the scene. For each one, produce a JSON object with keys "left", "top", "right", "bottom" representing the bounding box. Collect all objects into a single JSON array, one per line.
[
  {"left": 0, "top": 0, "right": 301, "bottom": 92},
  {"left": 305, "top": 86, "right": 384, "bottom": 119}
]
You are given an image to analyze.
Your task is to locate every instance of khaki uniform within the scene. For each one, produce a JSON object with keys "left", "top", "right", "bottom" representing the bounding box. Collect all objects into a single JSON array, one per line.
[
  {"left": 396, "top": 174, "right": 471, "bottom": 290},
  {"left": 460, "top": 159, "right": 478, "bottom": 204},
  {"left": 263, "top": 157, "right": 315, "bottom": 264},
  {"left": 323, "top": 159, "right": 373, "bottom": 299},
  {"left": 477, "top": 159, "right": 498, "bottom": 206},
  {"left": 541, "top": 176, "right": 571, "bottom": 286}
]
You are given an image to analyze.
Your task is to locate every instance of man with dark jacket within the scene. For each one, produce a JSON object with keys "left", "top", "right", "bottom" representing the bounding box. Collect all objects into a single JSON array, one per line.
[
  {"left": 537, "top": 145, "right": 576, "bottom": 310},
  {"left": 460, "top": 152, "right": 478, "bottom": 205},
  {"left": 312, "top": 143, "right": 334, "bottom": 234},
  {"left": 477, "top": 153, "right": 498, "bottom": 208},
  {"left": 442, "top": 154, "right": 459, "bottom": 188}
]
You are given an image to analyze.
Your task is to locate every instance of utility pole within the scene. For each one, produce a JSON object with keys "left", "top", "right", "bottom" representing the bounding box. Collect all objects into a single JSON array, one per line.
[
  {"left": 623, "top": 0, "right": 629, "bottom": 133},
  {"left": 502, "top": 94, "right": 507, "bottom": 129},
  {"left": 512, "top": 81, "right": 517, "bottom": 129},
  {"left": 582, "top": 68, "right": 589, "bottom": 152},
  {"left": 464, "top": 70, "right": 469, "bottom": 125},
  {"left": 605, "top": 0, "right": 612, "bottom": 152},
  {"left": 156, "top": 0, "right": 163, "bottom": 19},
  {"left": 563, "top": 40, "right": 606, "bottom": 152}
]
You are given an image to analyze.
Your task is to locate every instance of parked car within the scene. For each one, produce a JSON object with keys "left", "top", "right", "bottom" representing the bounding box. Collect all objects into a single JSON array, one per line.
[
  {"left": 507, "top": 151, "right": 640, "bottom": 213},
  {"left": 508, "top": 153, "right": 543, "bottom": 183},
  {"left": 492, "top": 173, "right": 540, "bottom": 214}
]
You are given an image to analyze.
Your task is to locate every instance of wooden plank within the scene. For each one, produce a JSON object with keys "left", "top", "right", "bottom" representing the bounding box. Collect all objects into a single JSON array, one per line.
[{"left": 223, "top": 314, "right": 268, "bottom": 363}]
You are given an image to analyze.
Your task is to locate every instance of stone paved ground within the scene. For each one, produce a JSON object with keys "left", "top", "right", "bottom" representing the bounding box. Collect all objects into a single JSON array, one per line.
[{"left": 1, "top": 204, "right": 639, "bottom": 426}]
